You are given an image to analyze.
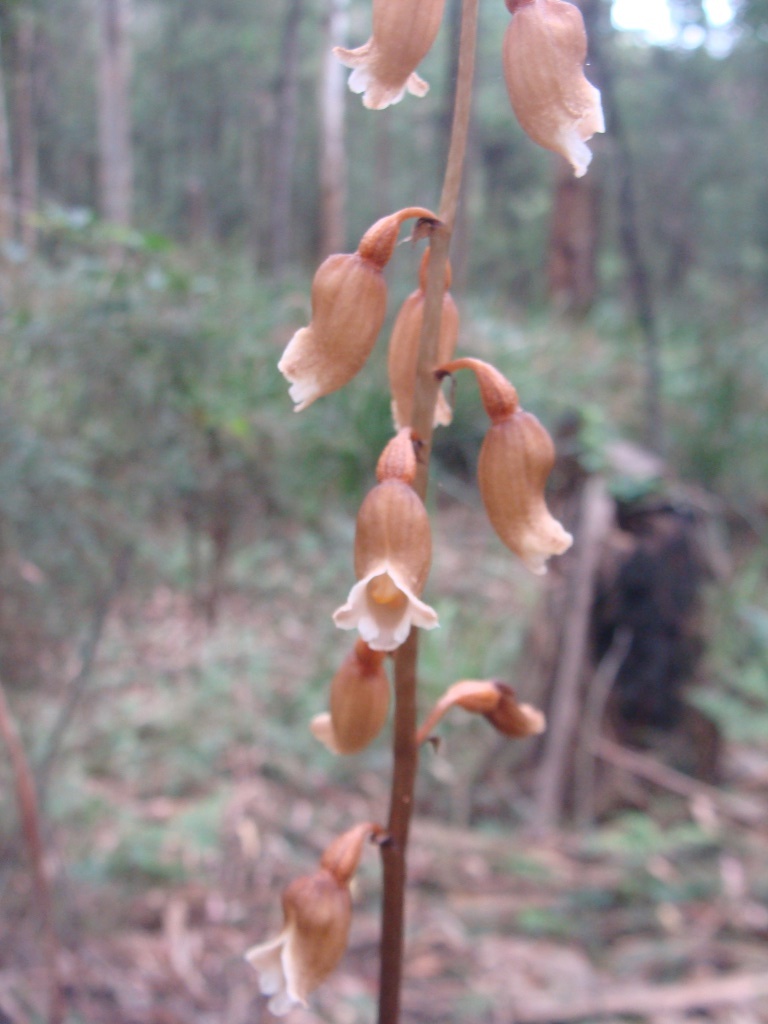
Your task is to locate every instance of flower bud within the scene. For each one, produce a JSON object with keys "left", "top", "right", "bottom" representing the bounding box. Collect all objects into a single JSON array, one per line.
[
  {"left": 503, "top": 0, "right": 605, "bottom": 178},
  {"left": 246, "top": 823, "right": 380, "bottom": 1015},
  {"left": 310, "top": 641, "right": 391, "bottom": 755},
  {"left": 417, "top": 679, "right": 545, "bottom": 745},
  {"left": 278, "top": 208, "right": 439, "bottom": 411},
  {"left": 333, "top": 430, "right": 438, "bottom": 651},
  {"left": 334, "top": 0, "right": 446, "bottom": 110},
  {"left": 437, "top": 358, "right": 572, "bottom": 574},
  {"left": 389, "top": 250, "right": 459, "bottom": 431}
]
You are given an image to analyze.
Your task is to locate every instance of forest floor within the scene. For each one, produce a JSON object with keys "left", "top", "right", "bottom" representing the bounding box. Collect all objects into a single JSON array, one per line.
[{"left": 1, "top": 504, "right": 768, "bottom": 1024}]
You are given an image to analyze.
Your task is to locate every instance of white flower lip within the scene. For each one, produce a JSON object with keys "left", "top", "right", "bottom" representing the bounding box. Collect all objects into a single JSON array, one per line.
[
  {"left": 277, "top": 327, "right": 322, "bottom": 413},
  {"left": 246, "top": 930, "right": 307, "bottom": 1017},
  {"left": 338, "top": 48, "right": 429, "bottom": 110},
  {"left": 333, "top": 564, "right": 439, "bottom": 651}
]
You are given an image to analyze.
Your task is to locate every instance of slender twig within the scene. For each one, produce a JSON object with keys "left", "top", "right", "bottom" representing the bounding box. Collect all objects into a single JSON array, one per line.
[
  {"left": 531, "top": 476, "right": 613, "bottom": 834},
  {"left": 36, "top": 543, "right": 133, "bottom": 806},
  {"left": 574, "top": 626, "right": 632, "bottom": 827},
  {"left": 0, "top": 678, "right": 63, "bottom": 1024},
  {"left": 377, "top": 3, "right": 479, "bottom": 1021}
]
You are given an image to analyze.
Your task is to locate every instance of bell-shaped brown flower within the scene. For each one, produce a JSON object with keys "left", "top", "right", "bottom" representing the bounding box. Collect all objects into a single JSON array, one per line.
[
  {"left": 389, "top": 250, "right": 459, "bottom": 431},
  {"left": 437, "top": 357, "right": 572, "bottom": 574},
  {"left": 333, "top": 429, "right": 438, "bottom": 651},
  {"left": 334, "top": 0, "right": 446, "bottom": 110},
  {"left": 311, "top": 640, "right": 390, "bottom": 754},
  {"left": 246, "top": 822, "right": 380, "bottom": 1015},
  {"left": 417, "top": 679, "right": 546, "bottom": 744},
  {"left": 503, "top": 0, "right": 604, "bottom": 177},
  {"left": 278, "top": 207, "right": 439, "bottom": 411}
]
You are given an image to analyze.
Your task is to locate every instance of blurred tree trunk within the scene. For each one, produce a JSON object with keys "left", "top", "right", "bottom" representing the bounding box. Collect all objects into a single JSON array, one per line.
[
  {"left": 546, "top": 158, "right": 600, "bottom": 313},
  {"left": 269, "top": 0, "right": 304, "bottom": 277},
  {"left": 14, "top": 13, "right": 37, "bottom": 254},
  {"left": 581, "top": 0, "right": 664, "bottom": 455},
  {"left": 0, "top": 32, "right": 15, "bottom": 251},
  {"left": 372, "top": 113, "right": 392, "bottom": 219},
  {"left": 97, "top": 0, "right": 133, "bottom": 229},
  {"left": 242, "top": 86, "right": 270, "bottom": 268},
  {"left": 318, "top": 0, "right": 348, "bottom": 258}
]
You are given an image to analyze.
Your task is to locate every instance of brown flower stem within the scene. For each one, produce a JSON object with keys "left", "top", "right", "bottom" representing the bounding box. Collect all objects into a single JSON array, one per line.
[
  {"left": 377, "top": 1, "right": 479, "bottom": 1022},
  {"left": 0, "top": 678, "right": 63, "bottom": 1024},
  {"left": 377, "top": 629, "right": 420, "bottom": 1024},
  {"left": 410, "top": 0, "right": 479, "bottom": 492}
]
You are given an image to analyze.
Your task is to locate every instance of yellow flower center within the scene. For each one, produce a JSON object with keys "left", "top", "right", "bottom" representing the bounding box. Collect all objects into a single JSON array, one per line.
[{"left": 368, "top": 574, "right": 407, "bottom": 607}]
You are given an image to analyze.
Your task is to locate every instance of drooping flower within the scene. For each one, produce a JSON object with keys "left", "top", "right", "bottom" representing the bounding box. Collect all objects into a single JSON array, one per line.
[
  {"left": 436, "top": 357, "right": 572, "bottom": 574},
  {"left": 334, "top": 0, "right": 446, "bottom": 110},
  {"left": 389, "top": 249, "right": 459, "bottom": 431},
  {"left": 245, "top": 822, "right": 380, "bottom": 1015},
  {"left": 502, "top": 0, "right": 605, "bottom": 177},
  {"left": 278, "top": 207, "right": 439, "bottom": 411},
  {"left": 333, "top": 429, "right": 438, "bottom": 651},
  {"left": 417, "top": 679, "right": 546, "bottom": 745},
  {"left": 311, "top": 640, "right": 391, "bottom": 754}
]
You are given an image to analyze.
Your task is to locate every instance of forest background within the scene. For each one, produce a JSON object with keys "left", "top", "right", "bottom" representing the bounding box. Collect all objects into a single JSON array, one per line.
[{"left": 0, "top": 0, "right": 768, "bottom": 1022}]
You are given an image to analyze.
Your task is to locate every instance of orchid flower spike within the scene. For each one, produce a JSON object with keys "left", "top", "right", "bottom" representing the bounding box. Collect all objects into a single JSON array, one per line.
[
  {"left": 245, "top": 822, "right": 382, "bottom": 1015},
  {"left": 436, "top": 357, "right": 572, "bottom": 574},
  {"left": 311, "top": 640, "right": 391, "bottom": 755},
  {"left": 278, "top": 207, "right": 439, "bottom": 411},
  {"left": 417, "top": 679, "right": 546, "bottom": 745},
  {"left": 389, "top": 249, "right": 459, "bottom": 431},
  {"left": 335, "top": 0, "right": 447, "bottom": 110},
  {"left": 333, "top": 428, "right": 438, "bottom": 651},
  {"left": 503, "top": 0, "right": 605, "bottom": 177}
]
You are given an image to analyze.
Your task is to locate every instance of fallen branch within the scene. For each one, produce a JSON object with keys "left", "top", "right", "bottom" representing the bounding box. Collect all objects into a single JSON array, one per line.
[
  {"left": 575, "top": 626, "right": 633, "bottom": 827},
  {"left": 594, "top": 736, "right": 766, "bottom": 826},
  {"left": 512, "top": 970, "right": 768, "bottom": 1022}
]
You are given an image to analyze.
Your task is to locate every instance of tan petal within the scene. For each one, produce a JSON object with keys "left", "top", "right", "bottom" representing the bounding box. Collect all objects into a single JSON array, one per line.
[
  {"left": 436, "top": 358, "right": 571, "bottom": 573},
  {"left": 485, "top": 683, "right": 547, "bottom": 736},
  {"left": 354, "top": 479, "right": 432, "bottom": 594},
  {"left": 389, "top": 253, "right": 459, "bottom": 430},
  {"left": 503, "top": 0, "right": 604, "bottom": 177},
  {"left": 278, "top": 253, "right": 387, "bottom": 411},
  {"left": 478, "top": 413, "right": 572, "bottom": 574},
  {"left": 334, "top": 0, "right": 446, "bottom": 110},
  {"left": 281, "top": 871, "right": 352, "bottom": 1006},
  {"left": 320, "top": 821, "right": 382, "bottom": 884},
  {"left": 278, "top": 210, "right": 439, "bottom": 411},
  {"left": 328, "top": 642, "right": 390, "bottom": 753},
  {"left": 417, "top": 680, "right": 546, "bottom": 743}
]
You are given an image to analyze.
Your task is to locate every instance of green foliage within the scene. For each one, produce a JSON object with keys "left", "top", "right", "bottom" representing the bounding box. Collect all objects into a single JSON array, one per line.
[{"left": 692, "top": 551, "right": 768, "bottom": 745}]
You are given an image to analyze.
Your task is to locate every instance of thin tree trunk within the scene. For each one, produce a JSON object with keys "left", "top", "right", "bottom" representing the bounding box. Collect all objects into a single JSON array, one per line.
[
  {"left": 318, "top": 0, "right": 348, "bottom": 258},
  {"left": 97, "top": 0, "right": 133, "bottom": 229},
  {"left": 530, "top": 476, "right": 613, "bottom": 834},
  {"left": 546, "top": 157, "right": 600, "bottom": 314},
  {"left": 269, "top": 0, "right": 304, "bottom": 277},
  {"left": 15, "top": 14, "right": 38, "bottom": 254},
  {"left": 581, "top": 0, "right": 664, "bottom": 454},
  {"left": 0, "top": 31, "right": 15, "bottom": 251}
]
